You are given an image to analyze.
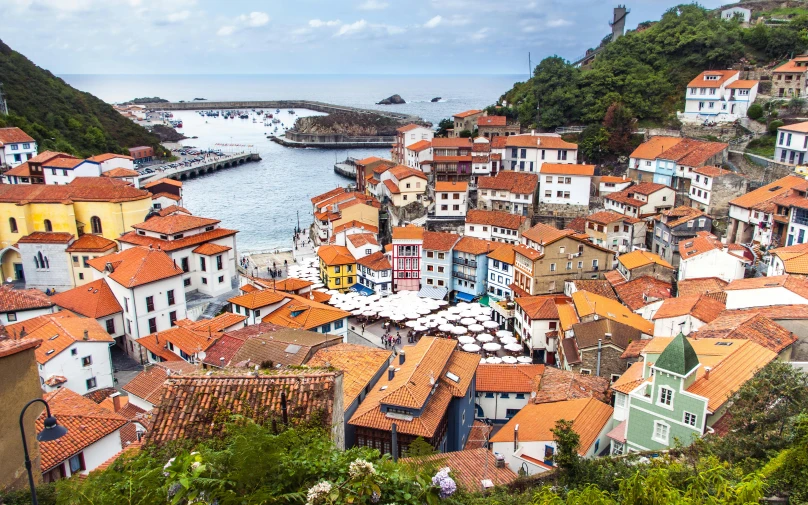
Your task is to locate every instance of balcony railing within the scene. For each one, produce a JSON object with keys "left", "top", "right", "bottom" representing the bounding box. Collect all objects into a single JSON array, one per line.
[
  {"left": 453, "top": 257, "right": 477, "bottom": 268},
  {"left": 794, "top": 216, "right": 808, "bottom": 226},
  {"left": 452, "top": 270, "right": 475, "bottom": 282}
]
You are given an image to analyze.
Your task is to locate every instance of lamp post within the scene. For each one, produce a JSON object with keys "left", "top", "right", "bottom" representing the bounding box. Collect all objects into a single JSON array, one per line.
[{"left": 19, "top": 398, "right": 67, "bottom": 505}]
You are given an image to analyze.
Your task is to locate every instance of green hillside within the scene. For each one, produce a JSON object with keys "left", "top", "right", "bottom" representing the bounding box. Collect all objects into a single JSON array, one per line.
[
  {"left": 496, "top": 3, "right": 808, "bottom": 130},
  {"left": 0, "top": 39, "right": 163, "bottom": 157}
]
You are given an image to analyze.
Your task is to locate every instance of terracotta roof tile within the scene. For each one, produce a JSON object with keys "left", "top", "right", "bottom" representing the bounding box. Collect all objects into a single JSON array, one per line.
[
  {"left": 572, "top": 318, "right": 642, "bottom": 350},
  {"left": 477, "top": 171, "right": 538, "bottom": 194},
  {"left": 388, "top": 165, "right": 427, "bottom": 181},
  {"left": 487, "top": 243, "right": 516, "bottom": 264},
  {"left": 656, "top": 138, "right": 727, "bottom": 167},
  {"left": 16, "top": 232, "right": 72, "bottom": 244},
  {"left": 66, "top": 234, "right": 117, "bottom": 252},
  {"left": 630, "top": 136, "right": 685, "bottom": 160},
  {"left": 431, "top": 137, "right": 472, "bottom": 148},
  {"left": 0, "top": 127, "right": 35, "bottom": 145},
  {"left": 38, "top": 388, "right": 127, "bottom": 471},
  {"left": 453, "top": 110, "right": 483, "bottom": 118},
  {"left": 397, "top": 124, "right": 422, "bottom": 133},
  {"left": 228, "top": 290, "right": 287, "bottom": 310},
  {"left": 87, "top": 247, "right": 184, "bottom": 287},
  {"left": 392, "top": 224, "right": 424, "bottom": 241},
  {"left": 692, "top": 312, "right": 796, "bottom": 353},
  {"left": 568, "top": 280, "right": 619, "bottom": 301},
  {"left": 572, "top": 290, "right": 654, "bottom": 334},
  {"left": 454, "top": 236, "right": 496, "bottom": 255},
  {"left": 465, "top": 209, "right": 527, "bottom": 229},
  {"left": 317, "top": 245, "right": 356, "bottom": 266},
  {"left": 435, "top": 181, "right": 468, "bottom": 191},
  {"left": 652, "top": 294, "right": 725, "bottom": 324},
  {"left": 139, "top": 325, "right": 218, "bottom": 357},
  {"left": 539, "top": 163, "right": 595, "bottom": 176},
  {"left": 730, "top": 175, "right": 807, "bottom": 210},
  {"left": 308, "top": 343, "right": 392, "bottom": 405},
  {"left": 192, "top": 242, "right": 232, "bottom": 256},
  {"left": 676, "top": 277, "right": 728, "bottom": 298},
  {"left": 585, "top": 211, "right": 628, "bottom": 225},
  {"left": 477, "top": 115, "right": 507, "bottom": 126},
  {"left": 611, "top": 361, "right": 647, "bottom": 394},
  {"left": 0, "top": 285, "right": 53, "bottom": 313},
  {"left": 0, "top": 337, "right": 41, "bottom": 359},
  {"left": 157, "top": 205, "right": 191, "bottom": 217},
  {"left": 50, "top": 279, "right": 122, "bottom": 318},
  {"left": 687, "top": 70, "right": 738, "bottom": 88},
  {"left": 261, "top": 294, "right": 349, "bottom": 331},
  {"left": 200, "top": 335, "right": 247, "bottom": 368},
  {"left": 613, "top": 277, "right": 672, "bottom": 311},
  {"left": 522, "top": 222, "right": 574, "bottom": 245},
  {"left": 620, "top": 339, "right": 650, "bottom": 359},
  {"left": 356, "top": 251, "right": 391, "bottom": 271},
  {"left": 143, "top": 178, "right": 183, "bottom": 189},
  {"left": 347, "top": 233, "right": 378, "bottom": 248},
  {"left": 406, "top": 139, "right": 432, "bottom": 152},
  {"left": 147, "top": 371, "right": 340, "bottom": 445},
  {"left": 88, "top": 153, "right": 134, "bottom": 162},
  {"left": 122, "top": 361, "right": 199, "bottom": 404},
  {"left": 6, "top": 312, "right": 113, "bottom": 364},
  {"left": 401, "top": 448, "right": 518, "bottom": 491},
  {"left": 423, "top": 231, "right": 461, "bottom": 251},
  {"left": 118, "top": 228, "right": 237, "bottom": 253},
  {"left": 133, "top": 215, "right": 219, "bottom": 235},
  {"left": 724, "top": 274, "right": 808, "bottom": 300},
  {"left": 533, "top": 366, "right": 610, "bottom": 404},
  {"left": 516, "top": 295, "right": 566, "bottom": 319},
  {"left": 184, "top": 312, "right": 247, "bottom": 333},
  {"left": 476, "top": 364, "right": 544, "bottom": 392},
  {"left": 618, "top": 250, "right": 673, "bottom": 270}
]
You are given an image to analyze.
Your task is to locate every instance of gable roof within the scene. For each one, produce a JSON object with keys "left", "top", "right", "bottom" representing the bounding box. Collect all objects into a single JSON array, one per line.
[
  {"left": 656, "top": 138, "right": 728, "bottom": 167},
  {"left": 489, "top": 398, "right": 613, "bottom": 455},
  {"left": 687, "top": 69, "right": 738, "bottom": 88},
  {"left": 572, "top": 318, "right": 642, "bottom": 351},
  {"left": 401, "top": 448, "right": 519, "bottom": 490},
  {"left": 422, "top": 231, "right": 461, "bottom": 251},
  {"left": 179, "top": 312, "right": 247, "bottom": 333},
  {"left": 317, "top": 245, "right": 356, "bottom": 266},
  {"left": 143, "top": 177, "right": 182, "bottom": 189},
  {"left": 568, "top": 280, "right": 619, "bottom": 301},
  {"left": 617, "top": 249, "right": 673, "bottom": 270},
  {"left": 533, "top": 366, "right": 610, "bottom": 404},
  {"left": 465, "top": 209, "right": 527, "bottom": 229},
  {"left": 487, "top": 243, "right": 516, "bottom": 264},
  {"left": 147, "top": 371, "right": 340, "bottom": 445},
  {"left": 307, "top": 343, "right": 392, "bottom": 405},
  {"left": 392, "top": 225, "right": 424, "bottom": 241},
  {"left": 87, "top": 247, "right": 184, "bottom": 288},
  {"left": 724, "top": 274, "right": 808, "bottom": 300},
  {"left": 0, "top": 127, "right": 35, "bottom": 145},
  {"left": 692, "top": 312, "right": 796, "bottom": 353},
  {"left": 347, "top": 233, "right": 378, "bottom": 248},
  {"left": 261, "top": 293, "right": 350, "bottom": 331},
  {"left": 356, "top": 251, "right": 391, "bottom": 271},
  {"left": 118, "top": 227, "right": 237, "bottom": 253},
  {"left": 522, "top": 222, "right": 574, "bottom": 245},
  {"left": 454, "top": 236, "right": 496, "bottom": 256},
  {"left": 227, "top": 290, "right": 287, "bottom": 309},
  {"left": 435, "top": 181, "right": 468, "bottom": 192},
  {"left": 476, "top": 364, "right": 544, "bottom": 393},
  {"left": 133, "top": 215, "right": 219, "bottom": 235},
  {"left": 50, "top": 279, "right": 122, "bottom": 318},
  {"left": 66, "top": 234, "right": 117, "bottom": 253},
  {"left": 0, "top": 285, "right": 53, "bottom": 313},
  {"left": 122, "top": 361, "right": 199, "bottom": 404},
  {"left": 515, "top": 295, "right": 565, "bottom": 320},
  {"left": 453, "top": 109, "right": 483, "bottom": 118},
  {"left": 571, "top": 290, "right": 654, "bottom": 334},
  {"left": 729, "top": 175, "right": 808, "bottom": 210},
  {"left": 388, "top": 165, "right": 427, "bottom": 181},
  {"left": 0, "top": 337, "right": 42, "bottom": 359},
  {"left": 539, "top": 163, "right": 595, "bottom": 176},
  {"left": 613, "top": 276, "right": 671, "bottom": 311},
  {"left": 477, "top": 115, "right": 507, "bottom": 126},
  {"left": 676, "top": 277, "right": 728, "bottom": 299},
  {"left": 770, "top": 241, "right": 808, "bottom": 275},
  {"left": 476, "top": 171, "right": 538, "bottom": 194},
  {"left": 629, "top": 136, "right": 684, "bottom": 160},
  {"left": 652, "top": 294, "right": 725, "bottom": 323},
  {"left": 586, "top": 210, "right": 631, "bottom": 225},
  {"left": 406, "top": 139, "right": 431, "bottom": 152},
  {"left": 6, "top": 312, "right": 113, "bottom": 364},
  {"left": 660, "top": 205, "right": 708, "bottom": 228}
]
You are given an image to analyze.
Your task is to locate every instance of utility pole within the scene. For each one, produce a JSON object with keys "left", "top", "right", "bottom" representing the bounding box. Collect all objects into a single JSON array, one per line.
[{"left": 528, "top": 52, "right": 532, "bottom": 79}]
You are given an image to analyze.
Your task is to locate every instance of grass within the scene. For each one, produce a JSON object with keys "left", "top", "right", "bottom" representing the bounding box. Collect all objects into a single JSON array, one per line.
[{"left": 745, "top": 134, "right": 776, "bottom": 158}]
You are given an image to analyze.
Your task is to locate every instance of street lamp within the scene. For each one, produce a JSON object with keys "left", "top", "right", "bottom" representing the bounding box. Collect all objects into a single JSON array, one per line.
[{"left": 19, "top": 399, "right": 67, "bottom": 505}]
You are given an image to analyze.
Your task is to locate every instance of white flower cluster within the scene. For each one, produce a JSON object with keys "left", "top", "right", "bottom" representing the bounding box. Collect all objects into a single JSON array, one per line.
[
  {"left": 306, "top": 481, "right": 333, "bottom": 505},
  {"left": 348, "top": 458, "right": 377, "bottom": 478},
  {"left": 431, "top": 467, "right": 457, "bottom": 499}
]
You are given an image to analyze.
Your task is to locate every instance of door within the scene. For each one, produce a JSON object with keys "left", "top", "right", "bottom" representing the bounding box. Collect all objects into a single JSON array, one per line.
[
  {"left": 13, "top": 263, "right": 24, "bottom": 281},
  {"left": 731, "top": 104, "right": 736, "bottom": 114}
]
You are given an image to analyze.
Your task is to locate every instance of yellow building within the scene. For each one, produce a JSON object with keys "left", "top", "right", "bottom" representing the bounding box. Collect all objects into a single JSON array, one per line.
[
  {"left": 0, "top": 178, "right": 152, "bottom": 281},
  {"left": 318, "top": 245, "right": 357, "bottom": 292}
]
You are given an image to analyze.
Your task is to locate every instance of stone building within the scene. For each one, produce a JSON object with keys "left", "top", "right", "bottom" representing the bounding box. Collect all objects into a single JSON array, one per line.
[
  {"left": 564, "top": 319, "right": 642, "bottom": 381},
  {"left": 477, "top": 116, "right": 520, "bottom": 138},
  {"left": 16, "top": 232, "right": 74, "bottom": 291}
]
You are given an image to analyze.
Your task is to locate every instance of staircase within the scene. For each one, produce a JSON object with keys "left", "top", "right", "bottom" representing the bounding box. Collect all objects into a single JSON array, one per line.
[{"left": 199, "top": 299, "right": 228, "bottom": 320}]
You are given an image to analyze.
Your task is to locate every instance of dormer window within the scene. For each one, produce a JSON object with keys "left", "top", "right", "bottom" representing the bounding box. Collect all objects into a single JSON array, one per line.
[
  {"left": 160, "top": 234, "right": 168, "bottom": 240},
  {"left": 205, "top": 226, "right": 215, "bottom": 231},
  {"left": 173, "top": 234, "right": 184, "bottom": 239}
]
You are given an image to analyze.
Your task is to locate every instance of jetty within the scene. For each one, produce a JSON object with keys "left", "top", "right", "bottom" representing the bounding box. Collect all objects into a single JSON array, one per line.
[
  {"left": 334, "top": 157, "right": 358, "bottom": 180},
  {"left": 139, "top": 152, "right": 261, "bottom": 183},
  {"left": 271, "top": 134, "right": 396, "bottom": 149}
]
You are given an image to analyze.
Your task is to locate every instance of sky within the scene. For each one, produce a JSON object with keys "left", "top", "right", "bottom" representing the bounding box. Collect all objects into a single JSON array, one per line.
[{"left": 1, "top": 0, "right": 728, "bottom": 75}]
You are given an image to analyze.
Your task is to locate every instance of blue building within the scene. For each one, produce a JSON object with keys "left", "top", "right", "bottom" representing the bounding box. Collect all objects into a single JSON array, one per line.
[
  {"left": 348, "top": 337, "right": 480, "bottom": 454},
  {"left": 452, "top": 236, "right": 495, "bottom": 302}
]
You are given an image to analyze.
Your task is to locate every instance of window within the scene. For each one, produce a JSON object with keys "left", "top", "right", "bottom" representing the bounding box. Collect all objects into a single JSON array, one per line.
[
  {"left": 148, "top": 317, "right": 157, "bottom": 334},
  {"left": 145, "top": 296, "right": 154, "bottom": 312},
  {"left": 90, "top": 216, "right": 103, "bottom": 234},
  {"left": 86, "top": 377, "right": 97, "bottom": 390},
  {"left": 550, "top": 263, "right": 556, "bottom": 272},
  {"left": 426, "top": 251, "right": 434, "bottom": 258},
  {"left": 684, "top": 412, "right": 697, "bottom": 427},
  {"left": 181, "top": 257, "right": 190, "bottom": 272},
  {"left": 652, "top": 421, "right": 670, "bottom": 444},
  {"left": 438, "top": 253, "right": 444, "bottom": 260},
  {"left": 9, "top": 217, "right": 17, "bottom": 233},
  {"left": 566, "top": 261, "right": 572, "bottom": 270},
  {"left": 167, "top": 290, "right": 175, "bottom": 305},
  {"left": 218, "top": 275, "right": 224, "bottom": 283},
  {"left": 126, "top": 319, "right": 132, "bottom": 334},
  {"left": 615, "top": 394, "right": 627, "bottom": 408},
  {"left": 506, "top": 408, "right": 520, "bottom": 418},
  {"left": 658, "top": 387, "right": 673, "bottom": 407},
  {"left": 81, "top": 356, "right": 92, "bottom": 366},
  {"left": 124, "top": 298, "right": 129, "bottom": 312},
  {"left": 83, "top": 256, "right": 90, "bottom": 268},
  {"left": 200, "top": 257, "right": 207, "bottom": 271},
  {"left": 7, "top": 312, "right": 17, "bottom": 322},
  {"left": 43, "top": 219, "right": 52, "bottom": 232},
  {"left": 592, "top": 259, "right": 599, "bottom": 269},
  {"left": 105, "top": 319, "right": 115, "bottom": 334},
  {"left": 71, "top": 348, "right": 77, "bottom": 356},
  {"left": 184, "top": 278, "right": 191, "bottom": 287},
  {"left": 69, "top": 453, "right": 85, "bottom": 474}
]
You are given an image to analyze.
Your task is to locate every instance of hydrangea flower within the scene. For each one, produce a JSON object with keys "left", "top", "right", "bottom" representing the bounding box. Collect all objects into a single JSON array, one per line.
[
  {"left": 349, "top": 458, "right": 377, "bottom": 478},
  {"left": 305, "top": 481, "right": 332, "bottom": 505},
  {"left": 431, "top": 467, "right": 457, "bottom": 499}
]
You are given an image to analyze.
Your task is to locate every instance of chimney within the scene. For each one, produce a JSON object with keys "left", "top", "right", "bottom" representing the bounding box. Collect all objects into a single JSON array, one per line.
[
  {"left": 704, "top": 366, "right": 711, "bottom": 379},
  {"left": 399, "top": 350, "right": 406, "bottom": 365},
  {"left": 596, "top": 339, "right": 602, "bottom": 376},
  {"left": 219, "top": 356, "right": 225, "bottom": 366},
  {"left": 83, "top": 330, "right": 89, "bottom": 341},
  {"left": 391, "top": 422, "right": 399, "bottom": 462},
  {"left": 494, "top": 453, "right": 505, "bottom": 468},
  {"left": 604, "top": 333, "right": 612, "bottom": 340},
  {"left": 111, "top": 392, "right": 123, "bottom": 412},
  {"left": 513, "top": 424, "right": 519, "bottom": 451},
  {"left": 388, "top": 366, "right": 396, "bottom": 381}
]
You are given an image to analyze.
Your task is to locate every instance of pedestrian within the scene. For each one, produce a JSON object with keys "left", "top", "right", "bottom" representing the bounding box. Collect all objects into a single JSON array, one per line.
[{"left": 361, "top": 323, "right": 365, "bottom": 335}]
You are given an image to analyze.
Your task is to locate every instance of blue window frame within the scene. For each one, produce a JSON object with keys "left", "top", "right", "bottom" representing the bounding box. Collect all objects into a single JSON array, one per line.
[
  {"left": 515, "top": 393, "right": 525, "bottom": 399},
  {"left": 500, "top": 393, "right": 510, "bottom": 399},
  {"left": 484, "top": 392, "right": 495, "bottom": 398},
  {"left": 321, "top": 323, "right": 332, "bottom": 333},
  {"left": 334, "top": 319, "right": 344, "bottom": 329},
  {"left": 506, "top": 408, "right": 519, "bottom": 418}
]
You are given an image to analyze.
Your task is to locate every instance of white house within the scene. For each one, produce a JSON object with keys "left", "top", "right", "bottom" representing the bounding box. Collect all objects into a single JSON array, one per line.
[
  {"left": 392, "top": 124, "right": 434, "bottom": 166},
  {"left": 538, "top": 164, "right": 594, "bottom": 206},
  {"left": 228, "top": 290, "right": 289, "bottom": 326},
  {"left": 16, "top": 232, "right": 75, "bottom": 291},
  {"left": 628, "top": 136, "right": 684, "bottom": 183},
  {"left": 42, "top": 158, "right": 104, "bottom": 185},
  {"left": 87, "top": 246, "right": 188, "bottom": 360},
  {"left": 651, "top": 294, "right": 725, "bottom": 337},
  {"left": 503, "top": 134, "right": 578, "bottom": 173},
  {"left": 433, "top": 181, "right": 468, "bottom": 218},
  {"left": 404, "top": 140, "right": 432, "bottom": 169},
  {"left": 464, "top": 209, "right": 528, "bottom": 244},
  {"left": 721, "top": 6, "right": 751, "bottom": 22},
  {"left": 474, "top": 364, "right": 544, "bottom": 422},
  {"left": 489, "top": 398, "right": 613, "bottom": 475},
  {"left": 723, "top": 275, "right": 808, "bottom": 310},
  {"left": 6, "top": 312, "right": 114, "bottom": 394},
  {"left": 514, "top": 295, "right": 564, "bottom": 363},
  {"left": 379, "top": 165, "right": 427, "bottom": 207},
  {"left": 487, "top": 244, "right": 516, "bottom": 301},
  {"left": 356, "top": 251, "right": 392, "bottom": 296},
  {"left": 774, "top": 121, "right": 808, "bottom": 166},
  {"left": 0, "top": 284, "right": 56, "bottom": 325},
  {"left": 678, "top": 232, "right": 749, "bottom": 283},
  {"left": 136, "top": 325, "right": 218, "bottom": 364},
  {"left": 345, "top": 233, "right": 380, "bottom": 260},
  {"left": 682, "top": 70, "right": 759, "bottom": 123},
  {"left": 598, "top": 176, "right": 633, "bottom": 196},
  {"left": 0, "top": 127, "right": 37, "bottom": 168},
  {"left": 118, "top": 213, "right": 238, "bottom": 297},
  {"left": 39, "top": 388, "right": 126, "bottom": 482},
  {"left": 477, "top": 171, "right": 539, "bottom": 217},
  {"left": 50, "top": 279, "right": 126, "bottom": 347},
  {"left": 88, "top": 153, "right": 136, "bottom": 174},
  {"left": 604, "top": 182, "right": 675, "bottom": 217},
  {"left": 727, "top": 175, "right": 808, "bottom": 248}
]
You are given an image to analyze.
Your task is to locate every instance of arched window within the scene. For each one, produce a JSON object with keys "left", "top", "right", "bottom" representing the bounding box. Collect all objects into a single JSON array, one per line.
[
  {"left": 9, "top": 218, "right": 17, "bottom": 233},
  {"left": 91, "top": 216, "right": 103, "bottom": 235},
  {"left": 36, "top": 251, "right": 44, "bottom": 269},
  {"left": 44, "top": 219, "right": 52, "bottom": 232},
  {"left": 34, "top": 255, "right": 40, "bottom": 269}
]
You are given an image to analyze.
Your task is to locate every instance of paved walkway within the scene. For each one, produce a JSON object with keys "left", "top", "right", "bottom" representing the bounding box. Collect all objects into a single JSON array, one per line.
[{"left": 111, "top": 346, "right": 143, "bottom": 390}]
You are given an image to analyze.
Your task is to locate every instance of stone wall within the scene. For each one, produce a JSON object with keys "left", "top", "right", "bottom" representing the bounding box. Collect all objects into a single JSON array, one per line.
[{"left": 570, "top": 345, "right": 626, "bottom": 379}]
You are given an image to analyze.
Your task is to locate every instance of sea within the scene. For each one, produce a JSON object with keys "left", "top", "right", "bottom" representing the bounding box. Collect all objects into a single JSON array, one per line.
[{"left": 60, "top": 74, "right": 522, "bottom": 251}]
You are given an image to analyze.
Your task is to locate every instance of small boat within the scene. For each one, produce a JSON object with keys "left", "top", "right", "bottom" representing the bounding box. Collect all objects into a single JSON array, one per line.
[
  {"left": 288, "top": 110, "right": 295, "bottom": 114},
  {"left": 276, "top": 108, "right": 280, "bottom": 113}
]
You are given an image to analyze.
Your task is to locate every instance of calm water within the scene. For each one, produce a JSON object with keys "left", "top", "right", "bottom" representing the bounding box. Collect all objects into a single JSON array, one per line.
[{"left": 61, "top": 74, "right": 521, "bottom": 250}]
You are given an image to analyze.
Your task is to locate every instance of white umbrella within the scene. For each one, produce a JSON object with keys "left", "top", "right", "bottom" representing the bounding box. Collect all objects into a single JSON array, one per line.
[
  {"left": 413, "top": 324, "right": 428, "bottom": 332},
  {"left": 438, "top": 324, "right": 455, "bottom": 332},
  {"left": 390, "top": 314, "right": 405, "bottom": 321},
  {"left": 416, "top": 317, "right": 430, "bottom": 324},
  {"left": 404, "top": 312, "right": 421, "bottom": 320},
  {"left": 432, "top": 317, "right": 447, "bottom": 325},
  {"left": 437, "top": 310, "right": 451, "bottom": 317},
  {"left": 501, "top": 356, "right": 518, "bottom": 364},
  {"left": 362, "top": 310, "right": 376, "bottom": 317},
  {"left": 504, "top": 343, "right": 523, "bottom": 352},
  {"left": 456, "top": 302, "right": 471, "bottom": 308},
  {"left": 459, "top": 310, "right": 477, "bottom": 318},
  {"left": 311, "top": 283, "right": 325, "bottom": 289},
  {"left": 435, "top": 300, "right": 448, "bottom": 306},
  {"left": 483, "top": 342, "right": 502, "bottom": 352},
  {"left": 460, "top": 317, "right": 477, "bottom": 326},
  {"left": 483, "top": 320, "right": 499, "bottom": 329},
  {"left": 462, "top": 343, "right": 481, "bottom": 353},
  {"left": 458, "top": 336, "right": 476, "bottom": 345},
  {"left": 448, "top": 306, "right": 463, "bottom": 314},
  {"left": 426, "top": 321, "right": 440, "bottom": 328},
  {"left": 405, "top": 320, "right": 419, "bottom": 328},
  {"left": 416, "top": 306, "right": 432, "bottom": 315},
  {"left": 516, "top": 356, "right": 533, "bottom": 364},
  {"left": 500, "top": 336, "right": 518, "bottom": 345},
  {"left": 351, "top": 309, "right": 365, "bottom": 316},
  {"left": 496, "top": 330, "right": 513, "bottom": 338},
  {"left": 486, "top": 356, "right": 503, "bottom": 364},
  {"left": 378, "top": 310, "right": 393, "bottom": 318},
  {"left": 468, "top": 324, "right": 485, "bottom": 333},
  {"left": 444, "top": 314, "right": 460, "bottom": 321},
  {"left": 476, "top": 334, "right": 494, "bottom": 343},
  {"left": 475, "top": 314, "right": 491, "bottom": 322},
  {"left": 451, "top": 326, "right": 468, "bottom": 335}
]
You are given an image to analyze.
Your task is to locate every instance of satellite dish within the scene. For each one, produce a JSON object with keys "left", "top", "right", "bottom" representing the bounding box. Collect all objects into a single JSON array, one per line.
[
  {"left": 197, "top": 351, "right": 207, "bottom": 360},
  {"left": 6, "top": 277, "right": 11, "bottom": 283}
]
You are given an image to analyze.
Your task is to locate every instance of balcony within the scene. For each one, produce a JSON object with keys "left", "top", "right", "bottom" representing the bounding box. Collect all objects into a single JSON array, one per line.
[
  {"left": 453, "top": 257, "right": 477, "bottom": 268},
  {"left": 794, "top": 216, "right": 808, "bottom": 226},
  {"left": 452, "top": 270, "right": 475, "bottom": 282},
  {"left": 491, "top": 299, "right": 515, "bottom": 320}
]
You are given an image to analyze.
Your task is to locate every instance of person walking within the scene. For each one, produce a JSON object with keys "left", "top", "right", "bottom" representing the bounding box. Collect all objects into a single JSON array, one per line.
[{"left": 361, "top": 323, "right": 365, "bottom": 335}]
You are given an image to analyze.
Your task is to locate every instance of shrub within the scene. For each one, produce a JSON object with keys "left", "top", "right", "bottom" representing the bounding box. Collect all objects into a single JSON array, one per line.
[
  {"left": 747, "top": 103, "right": 764, "bottom": 120},
  {"left": 769, "top": 120, "right": 785, "bottom": 135}
]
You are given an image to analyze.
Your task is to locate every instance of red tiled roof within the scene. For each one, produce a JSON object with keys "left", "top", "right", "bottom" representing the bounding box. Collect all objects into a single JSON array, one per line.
[
  {"left": 43, "top": 157, "right": 84, "bottom": 169},
  {"left": 465, "top": 209, "right": 527, "bottom": 229},
  {"left": 454, "top": 236, "right": 496, "bottom": 255},
  {"left": 0, "top": 127, "right": 35, "bottom": 145},
  {"left": 0, "top": 177, "right": 151, "bottom": 204},
  {"left": 431, "top": 137, "right": 472, "bottom": 148},
  {"left": 613, "top": 276, "right": 672, "bottom": 311},
  {"left": 453, "top": 110, "right": 483, "bottom": 118},
  {"left": 87, "top": 247, "right": 184, "bottom": 288},
  {"left": 50, "top": 279, "right": 122, "bottom": 318},
  {"left": 476, "top": 364, "right": 544, "bottom": 392},
  {"left": 533, "top": 366, "right": 610, "bottom": 404},
  {"left": 539, "top": 163, "right": 595, "bottom": 176},
  {"left": 122, "top": 362, "right": 200, "bottom": 404},
  {"left": 0, "top": 337, "right": 41, "bottom": 359},
  {"left": 16, "top": 232, "right": 72, "bottom": 244},
  {"left": 133, "top": 215, "right": 219, "bottom": 235},
  {"left": 477, "top": 171, "right": 539, "bottom": 194},
  {"left": 88, "top": 153, "right": 134, "bottom": 162},
  {"left": 307, "top": 343, "right": 392, "bottom": 405},
  {"left": 422, "top": 231, "right": 460, "bottom": 251},
  {"left": 117, "top": 228, "right": 237, "bottom": 253},
  {"left": 157, "top": 205, "right": 191, "bottom": 217},
  {"left": 522, "top": 222, "right": 574, "bottom": 245},
  {"left": 192, "top": 242, "right": 231, "bottom": 256},
  {"left": 516, "top": 295, "right": 566, "bottom": 320},
  {"left": 729, "top": 175, "right": 807, "bottom": 210},
  {"left": 392, "top": 224, "right": 424, "bottom": 241},
  {"left": 388, "top": 165, "right": 427, "bottom": 181},
  {"left": 687, "top": 70, "right": 738, "bottom": 88},
  {"left": 261, "top": 294, "right": 350, "bottom": 331},
  {"left": 0, "top": 285, "right": 53, "bottom": 313},
  {"left": 407, "top": 139, "right": 432, "bottom": 152},
  {"left": 66, "top": 234, "right": 117, "bottom": 253},
  {"left": 477, "top": 116, "right": 507, "bottom": 126},
  {"left": 401, "top": 448, "right": 518, "bottom": 491},
  {"left": 356, "top": 251, "right": 391, "bottom": 271},
  {"left": 652, "top": 294, "right": 725, "bottom": 323},
  {"left": 228, "top": 290, "right": 287, "bottom": 310},
  {"left": 6, "top": 312, "right": 113, "bottom": 364},
  {"left": 200, "top": 335, "right": 247, "bottom": 368},
  {"left": 692, "top": 312, "right": 796, "bottom": 353},
  {"left": 143, "top": 178, "right": 182, "bottom": 189}
]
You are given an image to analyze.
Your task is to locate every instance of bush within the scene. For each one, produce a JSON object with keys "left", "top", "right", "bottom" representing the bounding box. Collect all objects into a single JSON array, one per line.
[
  {"left": 769, "top": 120, "right": 785, "bottom": 135},
  {"left": 747, "top": 103, "right": 764, "bottom": 120}
]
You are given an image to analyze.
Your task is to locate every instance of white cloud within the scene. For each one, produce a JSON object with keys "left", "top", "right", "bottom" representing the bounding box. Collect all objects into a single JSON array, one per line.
[
  {"left": 546, "top": 18, "right": 572, "bottom": 28},
  {"left": 424, "top": 15, "right": 442, "bottom": 28},
  {"left": 336, "top": 19, "right": 367, "bottom": 36},
  {"left": 239, "top": 11, "right": 270, "bottom": 27},
  {"left": 217, "top": 25, "right": 235, "bottom": 36},
  {"left": 471, "top": 27, "right": 489, "bottom": 41},
  {"left": 309, "top": 19, "right": 341, "bottom": 28},
  {"left": 358, "top": 0, "right": 388, "bottom": 10}
]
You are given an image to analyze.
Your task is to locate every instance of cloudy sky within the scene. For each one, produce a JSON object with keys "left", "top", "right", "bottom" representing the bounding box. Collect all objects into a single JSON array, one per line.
[{"left": 2, "top": 0, "right": 726, "bottom": 74}]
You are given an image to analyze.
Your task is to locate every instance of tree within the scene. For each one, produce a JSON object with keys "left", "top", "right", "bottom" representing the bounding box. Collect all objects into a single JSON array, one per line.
[
  {"left": 747, "top": 103, "right": 764, "bottom": 121},
  {"left": 551, "top": 419, "right": 582, "bottom": 482},
  {"left": 762, "top": 414, "right": 808, "bottom": 503},
  {"left": 768, "top": 120, "right": 784, "bottom": 136},
  {"left": 405, "top": 437, "right": 436, "bottom": 457},
  {"left": 578, "top": 125, "right": 610, "bottom": 163},
  {"left": 602, "top": 102, "right": 636, "bottom": 156},
  {"left": 458, "top": 129, "right": 472, "bottom": 138},
  {"left": 788, "top": 96, "right": 806, "bottom": 114},
  {"left": 435, "top": 118, "right": 453, "bottom": 137},
  {"left": 712, "top": 361, "right": 808, "bottom": 464}
]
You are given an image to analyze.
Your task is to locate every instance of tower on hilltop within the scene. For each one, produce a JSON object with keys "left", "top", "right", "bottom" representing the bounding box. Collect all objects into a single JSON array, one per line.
[{"left": 610, "top": 5, "right": 630, "bottom": 42}]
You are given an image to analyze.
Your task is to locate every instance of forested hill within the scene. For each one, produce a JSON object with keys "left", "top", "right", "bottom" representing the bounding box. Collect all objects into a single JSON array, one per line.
[
  {"left": 496, "top": 4, "right": 808, "bottom": 130},
  {"left": 0, "top": 39, "right": 162, "bottom": 157}
]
